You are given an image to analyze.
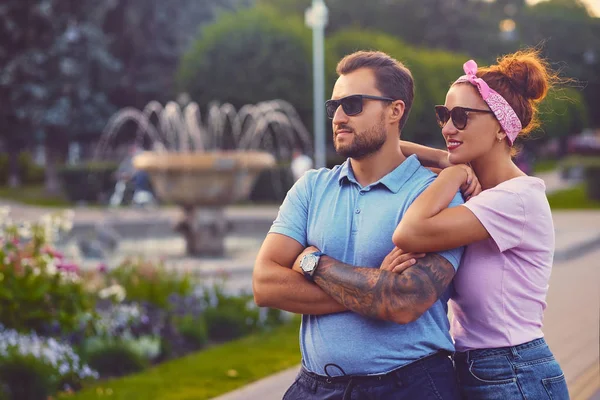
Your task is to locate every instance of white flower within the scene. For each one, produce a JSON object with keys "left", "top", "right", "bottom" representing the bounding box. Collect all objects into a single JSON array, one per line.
[
  {"left": 59, "top": 363, "right": 70, "bottom": 375},
  {"left": 59, "top": 210, "right": 75, "bottom": 232},
  {"left": 46, "top": 262, "right": 58, "bottom": 276},
  {"left": 98, "top": 284, "right": 126, "bottom": 303},
  {"left": 0, "top": 207, "right": 10, "bottom": 223},
  {"left": 17, "top": 222, "right": 32, "bottom": 239},
  {"left": 0, "top": 325, "right": 98, "bottom": 380}
]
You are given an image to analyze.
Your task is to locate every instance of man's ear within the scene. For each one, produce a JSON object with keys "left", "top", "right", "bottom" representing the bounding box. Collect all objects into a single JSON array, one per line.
[{"left": 389, "top": 100, "right": 405, "bottom": 124}]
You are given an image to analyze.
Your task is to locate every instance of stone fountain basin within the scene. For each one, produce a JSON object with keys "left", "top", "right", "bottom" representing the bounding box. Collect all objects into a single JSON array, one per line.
[{"left": 133, "top": 151, "right": 276, "bottom": 207}]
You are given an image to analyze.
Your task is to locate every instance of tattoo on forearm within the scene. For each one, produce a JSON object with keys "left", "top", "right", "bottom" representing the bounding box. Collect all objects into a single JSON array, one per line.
[{"left": 313, "top": 254, "right": 454, "bottom": 322}]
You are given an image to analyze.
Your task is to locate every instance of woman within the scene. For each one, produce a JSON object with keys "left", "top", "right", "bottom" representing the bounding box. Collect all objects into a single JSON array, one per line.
[{"left": 393, "top": 50, "right": 570, "bottom": 399}]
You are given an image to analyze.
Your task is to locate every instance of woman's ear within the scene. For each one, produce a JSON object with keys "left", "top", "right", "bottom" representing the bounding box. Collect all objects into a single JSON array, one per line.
[{"left": 496, "top": 126, "right": 508, "bottom": 143}]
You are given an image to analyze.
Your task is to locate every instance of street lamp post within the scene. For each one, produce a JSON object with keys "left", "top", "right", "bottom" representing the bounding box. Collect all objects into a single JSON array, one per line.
[{"left": 305, "top": 0, "right": 328, "bottom": 169}]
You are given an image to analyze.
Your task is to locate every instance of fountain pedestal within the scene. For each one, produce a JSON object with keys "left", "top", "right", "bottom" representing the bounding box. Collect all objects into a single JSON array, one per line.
[
  {"left": 175, "top": 206, "right": 229, "bottom": 256},
  {"left": 133, "top": 151, "right": 275, "bottom": 257}
]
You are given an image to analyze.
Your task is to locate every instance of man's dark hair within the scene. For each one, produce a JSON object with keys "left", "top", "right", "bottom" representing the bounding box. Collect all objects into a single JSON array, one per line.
[{"left": 336, "top": 51, "right": 414, "bottom": 132}]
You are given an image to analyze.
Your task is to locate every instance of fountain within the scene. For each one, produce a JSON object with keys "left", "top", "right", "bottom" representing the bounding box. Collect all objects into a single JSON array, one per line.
[{"left": 95, "top": 98, "right": 312, "bottom": 256}]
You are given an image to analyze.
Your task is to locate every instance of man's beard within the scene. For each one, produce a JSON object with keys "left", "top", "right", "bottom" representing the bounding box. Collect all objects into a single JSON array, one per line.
[{"left": 334, "top": 117, "right": 386, "bottom": 160}]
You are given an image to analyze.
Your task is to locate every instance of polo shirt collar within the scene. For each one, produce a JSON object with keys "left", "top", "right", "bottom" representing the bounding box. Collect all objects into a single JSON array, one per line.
[{"left": 338, "top": 155, "right": 422, "bottom": 193}]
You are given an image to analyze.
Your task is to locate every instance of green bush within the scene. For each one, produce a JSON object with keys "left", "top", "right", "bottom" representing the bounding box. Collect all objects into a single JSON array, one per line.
[
  {"left": 0, "top": 152, "right": 45, "bottom": 186},
  {"left": 175, "top": 315, "right": 208, "bottom": 350},
  {"left": 0, "top": 325, "right": 97, "bottom": 400},
  {"left": 58, "top": 162, "right": 118, "bottom": 203},
  {"left": 83, "top": 340, "right": 148, "bottom": 378},
  {"left": 560, "top": 156, "right": 600, "bottom": 201},
  {"left": 0, "top": 213, "right": 95, "bottom": 334},
  {"left": 106, "top": 259, "right": 192, "bottom": 310},
  {"left": 584, "top": 165, "right": 600, "bottom": 201},
  {"left": 18, "top": 153, "right": 45, "bottom": 185},
  {"left": 0, "top": 264, "right": 93, "bottom": 334},
  {"left": 537, "top": 88, "right": 589, "bottom": 141},
  {"left": 0, "top": 355, "right": 56, "bottom": 400},
  {"left": 204, "top": 294, "right": 259, "bottom": 342},
  {"left": 262, "top": 308, "right": 287, "bottom": 329},
  {"left": 0, "top": 384, "right": 8, "bottom": 400}
]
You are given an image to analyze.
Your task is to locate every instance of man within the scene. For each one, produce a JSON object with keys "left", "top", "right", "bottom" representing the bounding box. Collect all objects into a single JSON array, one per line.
[{"left": 253, "top": 51, "right": 464, "bottom": 399}]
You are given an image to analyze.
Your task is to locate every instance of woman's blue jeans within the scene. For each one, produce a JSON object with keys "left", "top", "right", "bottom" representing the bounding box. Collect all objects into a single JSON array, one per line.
[{"left": 454, "top": 337, "right": 570, "bottom": 399}]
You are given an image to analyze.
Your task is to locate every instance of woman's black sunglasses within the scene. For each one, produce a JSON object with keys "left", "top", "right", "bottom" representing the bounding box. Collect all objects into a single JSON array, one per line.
[
  {"left": 325, "top": 94, "right": 394, "bottom": 119},
  {"left": 434, "top": 105, "right": 494, "bottom": 130}
]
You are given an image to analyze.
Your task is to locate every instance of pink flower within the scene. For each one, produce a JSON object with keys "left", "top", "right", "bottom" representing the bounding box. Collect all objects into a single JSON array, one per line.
[
  {"left": 44, "top": 247, "right": 64, "bottom": 260},
  {"left": 57, "top": 262, "right": 80, "bottom": 273},
  {"left": 96, "top": 263, "right": 108, "bottom": 273}
]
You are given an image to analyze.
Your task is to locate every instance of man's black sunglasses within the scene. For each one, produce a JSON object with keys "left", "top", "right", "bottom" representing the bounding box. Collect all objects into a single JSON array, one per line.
[
  {"left": 325, "top": 94, "right": 394, "bottom": 119},
  {"left": 434, "top": 105, "right": 494, "bottom": 130}
]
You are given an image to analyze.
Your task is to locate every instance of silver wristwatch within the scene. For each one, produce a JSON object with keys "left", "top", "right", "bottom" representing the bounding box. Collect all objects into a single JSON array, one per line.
[{"left": 300, "top": 251, "right": 324, "bottom": 281}]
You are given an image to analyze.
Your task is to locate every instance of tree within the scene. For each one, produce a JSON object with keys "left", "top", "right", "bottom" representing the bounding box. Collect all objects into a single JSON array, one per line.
[
  {"left": 103, "top": 0, "right": 253, "bottom": 110},
  {"left": 177, "top": 6, "right": 313, "bottom": 130},
  {"left": 0, "top": 0, "right": 121, "bottom": 192},
  {"left": 258, "top": 0, "right": 511, "bottom": 61},
  {"left": 517, "top": 0, "right": 600, "bottom": 128}
]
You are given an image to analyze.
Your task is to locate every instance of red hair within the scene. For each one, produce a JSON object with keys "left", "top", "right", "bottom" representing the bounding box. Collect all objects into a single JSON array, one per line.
[{"left": 476, "top": 49, "right": 558, "bottom": 138}]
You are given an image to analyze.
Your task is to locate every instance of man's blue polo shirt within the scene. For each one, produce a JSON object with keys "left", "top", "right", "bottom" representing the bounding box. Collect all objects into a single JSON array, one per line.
[{"left": 269, "top": 155, "right": 464, "bottom": 376}]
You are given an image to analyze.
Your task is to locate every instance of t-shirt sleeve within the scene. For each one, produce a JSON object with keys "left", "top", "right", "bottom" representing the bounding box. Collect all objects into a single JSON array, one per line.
[
  {"left": 436, "top": 191, "right": 465, "bottom": 271},
  {"left": 268, "top": 171, "right": 313, "bottom": 247},
  {"left": 411, "top": 173, "right": 465, "bottom": 271},
  {"left": 462, "top": 187, "right": 526, "bottom": 252}
]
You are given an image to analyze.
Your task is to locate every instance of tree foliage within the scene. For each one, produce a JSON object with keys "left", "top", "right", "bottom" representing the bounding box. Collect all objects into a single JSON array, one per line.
[
  {"left": 0, "top": 0, "right": 121, "bottom": 144},
  {"left": 103, "top": 0, "right": 252, "bottom": 109},
  {"left": 177, "top": 6, "right": 313, "bottom": 124},
  {"left": 260, "top": 0, "right": 598, "bottom": 129}
]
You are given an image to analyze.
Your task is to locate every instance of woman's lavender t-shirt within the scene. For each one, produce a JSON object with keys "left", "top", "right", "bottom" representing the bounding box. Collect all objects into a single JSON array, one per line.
[{"left": 450, "top": 176, "right": 554, "bottom": 351}]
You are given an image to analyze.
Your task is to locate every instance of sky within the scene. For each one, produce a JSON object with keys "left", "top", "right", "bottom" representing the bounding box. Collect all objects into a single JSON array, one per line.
[{"left": 527, "top": 0, "right": 600, "bottom": 16}]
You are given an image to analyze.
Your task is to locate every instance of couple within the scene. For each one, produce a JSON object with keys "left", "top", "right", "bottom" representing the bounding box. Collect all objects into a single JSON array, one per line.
[{"left": 253, "top": 50, "right": 569, "bottom": 399}]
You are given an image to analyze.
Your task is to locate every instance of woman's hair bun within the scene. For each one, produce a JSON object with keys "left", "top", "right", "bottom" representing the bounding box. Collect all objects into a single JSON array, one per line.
[{"left": 496, "top": 49, "right": 552, "bottom": 102}]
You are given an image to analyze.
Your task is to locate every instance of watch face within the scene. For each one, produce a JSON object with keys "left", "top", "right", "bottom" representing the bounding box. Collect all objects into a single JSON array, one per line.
[{"left": 301, "top": 254, "right": 317, "bottom": 272}]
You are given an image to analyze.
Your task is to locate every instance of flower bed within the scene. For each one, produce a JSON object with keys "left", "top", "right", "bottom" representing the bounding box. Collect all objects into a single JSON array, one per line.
[{"left": 0, "top": 207, "right": 287, "bottom": 400}]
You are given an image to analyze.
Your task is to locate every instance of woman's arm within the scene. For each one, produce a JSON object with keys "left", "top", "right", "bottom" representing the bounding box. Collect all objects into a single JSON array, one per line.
[
  {"left": 399, "top": 141, "right": 451, "bottom": 169},
  {"left": 392, "top": 165, "right": 488, "bottom": 253}
]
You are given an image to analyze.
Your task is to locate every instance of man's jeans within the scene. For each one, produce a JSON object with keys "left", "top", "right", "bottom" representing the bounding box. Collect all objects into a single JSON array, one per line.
[
  {"left": 454, "top": 337, "right": 570, "bottom": 399},
  {"left": 282, "top": 351, "right": 461, "bottom": 400}
]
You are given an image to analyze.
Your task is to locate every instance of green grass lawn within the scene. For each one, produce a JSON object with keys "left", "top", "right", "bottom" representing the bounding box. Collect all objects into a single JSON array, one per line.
[
  {"left": 548, "top": 185, "right": 600, "bottom": 209},
  {"left": 68, "top": 320, "right": 301, "bottom": 400},
  {"left": 534, "top": 159, "right": 559, "bottom": 174},
  {"left": 0, "top": 185, "right": 70, "bottom": 207}
]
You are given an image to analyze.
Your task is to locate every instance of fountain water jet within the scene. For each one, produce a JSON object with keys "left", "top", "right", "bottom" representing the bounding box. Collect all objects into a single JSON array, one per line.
[{"left": 96, "top": 99, "right": 312, "bottom": 256}]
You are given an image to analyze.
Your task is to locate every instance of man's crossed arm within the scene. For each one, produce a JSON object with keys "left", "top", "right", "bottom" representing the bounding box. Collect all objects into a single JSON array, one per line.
[{"left": 253, "top": 233, "right": 455, "bottom": 324}]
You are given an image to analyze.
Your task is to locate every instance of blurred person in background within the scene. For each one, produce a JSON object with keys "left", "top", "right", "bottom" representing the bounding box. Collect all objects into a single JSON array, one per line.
[
  {"left": 110, "top": 144, "right": 155, "bottom": 207},
  {"left": 397, "top": 50, "right": 569, "bottom": 399},
  {"left": 290, "top": 147, "right": 314, "bottom": 181}
]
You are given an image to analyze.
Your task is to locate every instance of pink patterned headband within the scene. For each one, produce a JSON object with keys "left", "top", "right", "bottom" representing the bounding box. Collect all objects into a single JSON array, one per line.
[{"left": 453, "top": 60, "right": 522, "bottom": 145}]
